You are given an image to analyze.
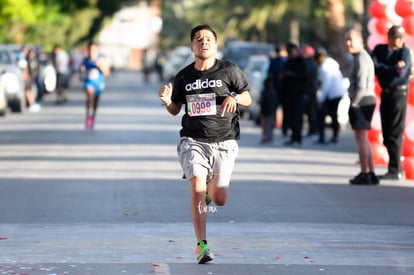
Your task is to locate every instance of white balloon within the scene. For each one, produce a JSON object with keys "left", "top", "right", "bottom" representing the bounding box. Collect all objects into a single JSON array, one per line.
[
  {"left": 368, "top": 18, "right": 378, "bottom": 34},
  {"left": 367, "top": 34, "right": 387, "bottom": 50},
  {"left": 385, "top": 5, "right": 402, "bottom": 25},
  {"left": 378, "top": 0, "right": 395, "bottom": 5},
  {"left": 403, "top": 35, "right": 414, "bottom": 49}
]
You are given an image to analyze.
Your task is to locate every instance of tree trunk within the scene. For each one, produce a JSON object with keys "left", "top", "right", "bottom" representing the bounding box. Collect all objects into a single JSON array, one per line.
[{"left": 325, "top": 0, "right": 348, "bottom": 76}]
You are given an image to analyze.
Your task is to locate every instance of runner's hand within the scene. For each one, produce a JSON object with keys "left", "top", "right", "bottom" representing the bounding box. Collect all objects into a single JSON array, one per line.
[
  {"left": 159, "top": 83, "right": 172, "bottom": 106},
  {"left": 220, "top": 95, "right": 237, "bottom": 117}
]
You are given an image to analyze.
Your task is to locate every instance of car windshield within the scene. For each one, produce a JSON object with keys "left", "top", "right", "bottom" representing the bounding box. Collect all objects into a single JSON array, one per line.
[
  {"left": 224, "top": 44, "right": 272, "bottom": 70},
  {"left": 245, "top": 59, "right": 266, "bottom": 74}
]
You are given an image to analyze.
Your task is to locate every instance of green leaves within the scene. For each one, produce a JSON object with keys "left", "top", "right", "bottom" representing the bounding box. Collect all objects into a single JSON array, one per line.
[{"left": 0, "top": 0, "right": 124, "bottom": 50}]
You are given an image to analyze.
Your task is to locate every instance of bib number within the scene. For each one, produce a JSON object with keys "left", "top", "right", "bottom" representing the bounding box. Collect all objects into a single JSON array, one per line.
[
  {"left": 88, "top": 68, "right": 100, "bottom": 80},
  {"left": 186, "top": 93, "right": 216, "bottom": 116}
]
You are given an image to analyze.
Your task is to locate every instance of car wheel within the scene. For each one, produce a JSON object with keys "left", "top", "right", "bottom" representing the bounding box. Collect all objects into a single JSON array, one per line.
[{"left": 9, "top": 97, "right": 25, "bottom": 113}]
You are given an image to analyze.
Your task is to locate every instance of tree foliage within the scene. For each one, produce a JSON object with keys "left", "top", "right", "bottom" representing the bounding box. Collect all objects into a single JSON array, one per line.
[
  {"left": 161, "top": 0, "right": 362, "bottom": 48},
  {"left": 0, "top": 0, "right": 130, "bottom": 50},
  {"left": 0, "top": 0, "right": 364, "bottom": 68},
  {"left": 160, "top": 0, "right": 363, "bottom": 73}
]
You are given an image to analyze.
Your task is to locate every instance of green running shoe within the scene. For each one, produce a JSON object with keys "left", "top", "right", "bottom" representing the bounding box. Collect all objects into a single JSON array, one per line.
[{"left": 196, "top": 241, "right": 214, "bottom": 264}]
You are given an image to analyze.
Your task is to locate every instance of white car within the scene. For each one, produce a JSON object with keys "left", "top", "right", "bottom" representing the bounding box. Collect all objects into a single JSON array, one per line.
[
  {"left": 0, "top": 81, "right": 7, "bottom": 116},
  {"left": 37, "top": 52, "right": 57, "bottom": 97},
  {"left": 0, "top": 45, "right": 26, "bottom": 112},
  {"left": 243, "top": 54, "right": 271, "bottom": 122},
  {"left": 162, "top": 47, "right": 193, "bottom": 82}
]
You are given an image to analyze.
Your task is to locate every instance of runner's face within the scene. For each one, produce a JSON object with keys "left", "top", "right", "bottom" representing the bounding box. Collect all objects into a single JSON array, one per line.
[
  {"left": 191, "top": 30, "right": 217, "bottom": 60},
  {"left": 88, "top": 44, "right": 99, "bottom": 58}
]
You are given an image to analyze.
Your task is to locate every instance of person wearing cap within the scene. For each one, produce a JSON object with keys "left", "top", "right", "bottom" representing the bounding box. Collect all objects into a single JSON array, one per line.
[{"left": 371, "top": 25, "right": 410, "bottom": 180}]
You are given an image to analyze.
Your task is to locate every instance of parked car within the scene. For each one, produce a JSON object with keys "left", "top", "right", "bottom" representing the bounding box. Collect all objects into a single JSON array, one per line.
[
  {"left": 162, "top": 47, "right": 193, "bottom": 82},
  {"left": 0, "top": 45, "right": 26, "bottom": 112},
  {"left": 37, "top": 52, "right": 57, "bottom": 100},
  {"left": 242, "top": 54, "right": 271, "bottom": 122},
  {"left": 222, "top": 40, "right": 274, "bottom": 70},
  {"left": 0, "top": 81, "right": 7, "bottom": 116}
]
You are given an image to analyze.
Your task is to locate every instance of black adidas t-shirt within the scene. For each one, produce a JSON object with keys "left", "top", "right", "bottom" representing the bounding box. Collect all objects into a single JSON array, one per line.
[{"left": 171, "top": 59, "right": 249, "bottom": 143}]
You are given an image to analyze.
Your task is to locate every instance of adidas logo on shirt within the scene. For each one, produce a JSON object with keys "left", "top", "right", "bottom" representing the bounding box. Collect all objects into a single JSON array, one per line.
[{"left": 185, "top": 79, "right": 223, "bottom": 91}]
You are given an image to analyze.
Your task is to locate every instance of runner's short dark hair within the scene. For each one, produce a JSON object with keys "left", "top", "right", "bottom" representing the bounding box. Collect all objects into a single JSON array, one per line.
[{"left": 190, "top": 25, "right": 217, "bottom": 41}]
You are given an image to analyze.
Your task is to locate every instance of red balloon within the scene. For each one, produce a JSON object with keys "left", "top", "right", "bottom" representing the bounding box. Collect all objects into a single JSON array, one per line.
[
  {"left": 368, "top": 128, "right": 383, "bottom": 143},
  {"left": 402, "top": 15, "right": 414, "bottom": 36},
  {"left": 408, "top": 81, "right": 414, "bottom": 106},
  {"left": 371, "top": 107, "right": 382, "bottom": 131},
  {"left": 377, "top": 17, "right": 393, "bottom": 35},
  {"left": 370, "top": 0, "right": 388, "bottom": 18},
  {"left": 403, "top": 138, "right": 414, "bottom": 157},
  {"left": 370, "top": 141, "right": 389, "bottom": 165},
  {"left": 404, "top": 119, "right": 414, "bottom": 138},
  {"left": 407, "top": 104, "right": 414, "bottom": 119},
  {"left": 375, "top": 78, "right": 382, "bottom": 97},
  {"left": 395, "top": 0, "right": 414, "bottom": 18},
  {"left": 401, "top": 157, "right": 414, "bottom": 179}
]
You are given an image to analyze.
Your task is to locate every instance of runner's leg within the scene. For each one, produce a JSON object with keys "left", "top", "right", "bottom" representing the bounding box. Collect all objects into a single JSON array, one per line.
[{"left": 189, "top": 175, "right": 208, "bottom": 242}]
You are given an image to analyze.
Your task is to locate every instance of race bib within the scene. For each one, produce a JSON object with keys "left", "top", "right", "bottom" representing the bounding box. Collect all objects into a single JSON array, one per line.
[
  {"left": 186, "top": 93, "right": 217, "bottom": 116},
  {"left": 88, "top": 68, "right": 100, "bottom": 80}
]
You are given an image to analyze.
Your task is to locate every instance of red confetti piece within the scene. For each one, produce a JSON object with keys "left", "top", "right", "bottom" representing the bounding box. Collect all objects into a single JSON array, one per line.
[
  {"left": 274, "top": 255, "right": 282, "bottom": 260},
  {"left": 176, "top": 256, "right": 182, "bottom": 259},
  {"left": 304, "top": 256, "right": 310, "bottom": 259},
  {"left": 152, "top": 263, "right": 160, "bottom": 267},
  {"left": 148, "top": 270, "right": 155, "bottom": 273},
  {"left": 0, "top": 237, "right": 7, "bottom": 240}
]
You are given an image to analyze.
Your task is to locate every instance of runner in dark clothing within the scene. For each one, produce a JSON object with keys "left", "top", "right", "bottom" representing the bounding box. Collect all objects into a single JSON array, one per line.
[{"left": 158, "top": 25, "right": 252, "bottom": 264}]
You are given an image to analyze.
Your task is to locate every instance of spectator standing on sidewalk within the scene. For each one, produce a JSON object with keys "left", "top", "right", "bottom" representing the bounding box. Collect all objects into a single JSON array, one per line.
[
  {"left": 280, "top": 42, "right": 307, "bottom": 146},
  {"left": 371, "top": 25, "right": 410, "bottom": 180},
  {"left": 79, "top": 41, "right": 110, "bottom": 130},
  {"left": 301, "top": 45, "right": 319, "bottom": 137},
  {"left": 315, "top": 48, "right": 346, "bottom": 144},
  {"left": 267, "top": 44, "right": 288, "bottom": 136},
  {"left": 53, "top": 45, "right": 70, "bottom": 104},
  {"left": 345, "top": 29, "right": 379, "bottom": 185},
  {"left": 158, "top": 24, "right": 251, "bottom": 264},
  {"left": 18, "top": 46, "right": 39, "bottom": 112}
]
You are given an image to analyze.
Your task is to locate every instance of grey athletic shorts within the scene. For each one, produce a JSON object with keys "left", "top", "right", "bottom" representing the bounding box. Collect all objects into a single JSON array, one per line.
[{"left": 177, "top": 137, "right": 239, "bottom": 188}]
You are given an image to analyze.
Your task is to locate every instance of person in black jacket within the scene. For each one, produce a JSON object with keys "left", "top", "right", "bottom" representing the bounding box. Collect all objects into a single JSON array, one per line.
[
  {"left": 371, "top": 25, "right": 410, "bottom": 180},
  {"left": 280, "top": 42, "right": 307, "bottom": 145},
  {"left": 259, "top": 76, "right": 277, "bottom": 143}
]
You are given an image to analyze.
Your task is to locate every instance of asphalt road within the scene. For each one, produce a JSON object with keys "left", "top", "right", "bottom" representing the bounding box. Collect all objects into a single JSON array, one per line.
[{"left": 0, "top": 70, "right": 413, "bottom": 275}]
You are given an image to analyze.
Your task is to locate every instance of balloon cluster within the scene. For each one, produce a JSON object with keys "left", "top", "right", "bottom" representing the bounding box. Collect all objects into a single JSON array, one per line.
[{"left": 368, "top": 0, "right": 414, "bottom": 179}]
